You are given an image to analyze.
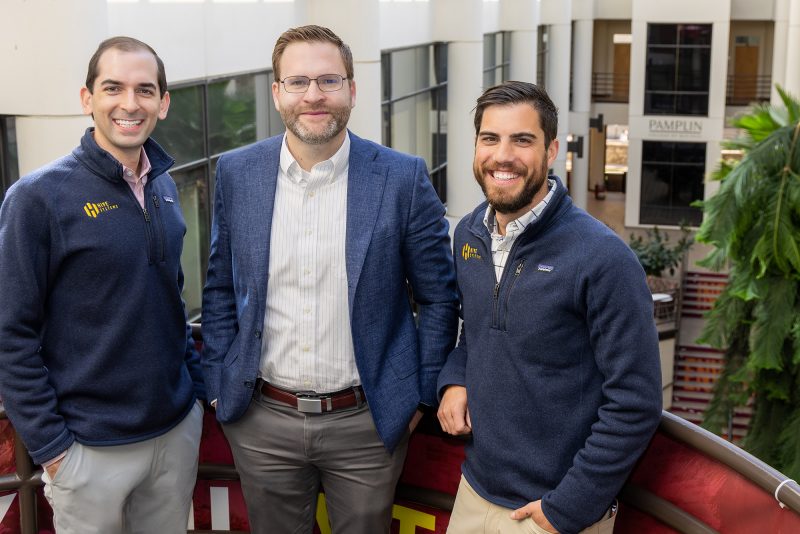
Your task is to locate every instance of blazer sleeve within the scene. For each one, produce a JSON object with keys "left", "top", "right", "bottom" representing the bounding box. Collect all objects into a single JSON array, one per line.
[
  {"left": 201, "top": 155, "right": 238, "bottom": 405},
  {"left": 401, "top": 157, "right": 459, "bottom": 405}
]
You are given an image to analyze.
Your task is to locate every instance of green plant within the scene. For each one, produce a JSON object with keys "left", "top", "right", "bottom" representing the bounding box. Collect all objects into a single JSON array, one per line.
[
  {"left": 694, "top": 85, "right": 800, "bottom": 479},
  {"left": 628, "top": 226, "right": 693, "bottom": 277}
]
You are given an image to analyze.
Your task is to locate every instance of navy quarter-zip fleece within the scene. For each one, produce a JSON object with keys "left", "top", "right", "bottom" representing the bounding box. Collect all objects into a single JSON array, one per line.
[
  {"left": 0, "top": 128, "right": 204, "bottom": 465},
  {"left": 438, "top": 176, "right": 662, "bottom": 534}
]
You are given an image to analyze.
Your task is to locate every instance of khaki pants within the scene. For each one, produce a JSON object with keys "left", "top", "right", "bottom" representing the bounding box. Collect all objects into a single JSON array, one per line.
[
  {"left": 42, "top": 400, "right": 203, "bottom": 534},
  {"left": 447, "top": 476, "right": 616, "bottom": 534}
]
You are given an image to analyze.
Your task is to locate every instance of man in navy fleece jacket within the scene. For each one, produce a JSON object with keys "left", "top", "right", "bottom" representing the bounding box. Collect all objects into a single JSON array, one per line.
[
  {"left": 437, "top": 81, "right": 662, "bottom": 534},
  {"left": 0, "top": 37, "right": 204, "bottom": 534}
]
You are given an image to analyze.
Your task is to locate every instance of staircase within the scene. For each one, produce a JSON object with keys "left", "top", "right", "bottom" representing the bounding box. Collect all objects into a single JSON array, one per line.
[{"left": 669, "top": 271, "right": 752, "bottom": 441}]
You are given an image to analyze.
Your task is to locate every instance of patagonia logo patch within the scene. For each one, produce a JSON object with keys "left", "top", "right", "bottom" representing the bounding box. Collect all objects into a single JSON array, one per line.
[
  {"left": 163, "top": 195, "right": 174, "bottom": 203},
  {"left": 461, "top": 243, "right": 482, "bottom": 261},
  {"left": 83, "top": 201, "right": 119, "bottom": 219},
  {"left": 537, "top": 264, "right": 554, "bottom": 272}
]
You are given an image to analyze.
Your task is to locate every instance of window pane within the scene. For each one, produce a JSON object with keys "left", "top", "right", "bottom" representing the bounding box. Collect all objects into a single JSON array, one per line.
[
  {"left": 679, "top": 24, "right": 712, "bottom": 46},
  {"left": 642, "top": 140, "right": 674, "bottom": 162},
  {"left": 432, "top": 86, "right": 447, "bottom": 169},
  {"left": 537, "top": 26, "right": 548, "bottom": 88},
  {"left": 677, "top": 48, "right": 711, "bottom": 91},
  {"left": 174, "top": 166, "right": 210, "bottom": 320},
  {"left": 391, "top": 47, "right": 430, "bottom": 96},
  {"left": 434, "top": 43, "right": 448, "bottom": 84},
  {"left": 676, "top": 94, "right": 709, "bottom": 115},
  {"left": 483, "top": 34, "right": 497, "bottom": 69},
  {"left": 1, "top": 116, "right": 20, "bottom": 202},
  {"left": 208, "top": 74, "right": 258, "bottom": 155},
  {"left": 644, "top": 92, "right": 676, "bottom": 115},
  {"left": 640, "top": 141, "right": 704, "bottom": 226},
  {"left": 648, "top": 24, "right": 678, "bottom": 45},
  {"left": 154, "top": 85, "right": 205, "bottom": 166},
  {"left": 390, "top": 92, "right": 433, "bottom": 168},
  {"left": 645, "top": 48, "right": 676, "bottom": 90}
]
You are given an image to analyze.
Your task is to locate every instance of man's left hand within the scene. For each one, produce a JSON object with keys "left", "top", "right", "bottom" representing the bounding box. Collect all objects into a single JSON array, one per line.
[
  {"left": 510, "top": 500, "right": 558, "bottom": 533},
  {"left": 409, "top": 409, "right": 424, "bottom": 433}
]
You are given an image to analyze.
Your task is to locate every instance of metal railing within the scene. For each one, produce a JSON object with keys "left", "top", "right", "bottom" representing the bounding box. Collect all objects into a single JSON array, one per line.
[
  {"left": 726, "top": 74, "right": 771, "bottom": 106},
  {"left": 591, "top": 72, "right": 630, "bottom": 103},
  {"left": 1, "top": 326, "right": 799, "bottom": 532}
]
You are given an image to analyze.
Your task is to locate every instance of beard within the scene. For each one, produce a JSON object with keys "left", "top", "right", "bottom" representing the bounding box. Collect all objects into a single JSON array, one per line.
[
  {"left": 280, "top": 104, "right": 351, "bottom": 145},
  {"left": 473, "top": 157, "right": 550, "bottom": 215}
]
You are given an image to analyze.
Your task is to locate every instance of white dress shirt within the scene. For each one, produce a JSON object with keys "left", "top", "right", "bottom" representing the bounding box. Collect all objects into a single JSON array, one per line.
[{"left": 259, "top": 133, "right": 360, "bottom": 393}]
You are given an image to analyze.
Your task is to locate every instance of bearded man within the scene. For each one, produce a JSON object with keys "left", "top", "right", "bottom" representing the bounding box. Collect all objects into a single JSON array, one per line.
[
  {"left": 200, "top": 25, "right": 458, "bottom": 534},
  {"left": 436, "top": 81, "right": 662, "bottom": 534}
]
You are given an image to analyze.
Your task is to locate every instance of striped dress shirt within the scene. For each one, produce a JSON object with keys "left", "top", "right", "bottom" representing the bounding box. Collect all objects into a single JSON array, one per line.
[
  {"left": 259, "top": 133, "right": 360, "bottom": 393},
  {"left": 483, "top": 178, "right": 557, "bottom": 281}
]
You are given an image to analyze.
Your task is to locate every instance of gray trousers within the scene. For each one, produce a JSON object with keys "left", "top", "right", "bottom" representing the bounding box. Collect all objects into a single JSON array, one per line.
[
  {"left": 222, "top": 393, "right": 409, "bottom": 534},
  {"left": 42, "top": 400, "right": 203, "bottom": 534}
]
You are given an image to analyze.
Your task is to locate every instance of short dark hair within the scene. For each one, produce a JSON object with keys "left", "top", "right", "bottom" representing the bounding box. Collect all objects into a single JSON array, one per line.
[
  {"left": 272, "top": 25, "right": 354, "bottom": 81},
  {"left": 473, "top": 81, "right": 558, "bottom": 147},
  {"left": 86, "top": 36, "right": 167, "bottom": 96}
]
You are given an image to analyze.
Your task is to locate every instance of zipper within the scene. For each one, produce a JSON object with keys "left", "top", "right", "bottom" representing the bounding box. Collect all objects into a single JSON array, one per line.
[
  {"left": 152, "top": 194, "right": 166, "bottom": 262},
  {"left": 500, "top": 260, "right": 525, "bottom": 331},
  {"left": 492, "top": 281, "right": 500, "bottom": 327}
]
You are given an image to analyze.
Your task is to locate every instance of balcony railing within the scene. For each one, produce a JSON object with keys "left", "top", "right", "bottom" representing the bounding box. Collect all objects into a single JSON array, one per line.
[
  {"left": 726, "top": 74, "right": 771, "bottom": 106},
  {"left": 592, "top": 72, "right": 630, "bottom": 103}
]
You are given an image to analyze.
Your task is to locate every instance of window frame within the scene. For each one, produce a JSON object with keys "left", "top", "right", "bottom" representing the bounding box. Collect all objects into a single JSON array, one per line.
[
  {"left": 644, "top": 23, "right": 713, "bottom": 116},
  {"left": 381, "top": 42, "right": 449, "bottom": 203},
  {"left": 639, "top": 140, "right": 706, "bottom": 226}
]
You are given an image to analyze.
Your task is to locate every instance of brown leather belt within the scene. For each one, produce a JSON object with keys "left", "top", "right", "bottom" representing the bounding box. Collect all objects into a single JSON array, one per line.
[{"left": 261, "top": 382, "right": 365, "bottom": 414}]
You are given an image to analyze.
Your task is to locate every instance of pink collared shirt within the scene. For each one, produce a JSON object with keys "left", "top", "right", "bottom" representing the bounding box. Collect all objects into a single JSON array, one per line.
[{"left": 122, "top": 148, "right": 152, "bottom": 208}]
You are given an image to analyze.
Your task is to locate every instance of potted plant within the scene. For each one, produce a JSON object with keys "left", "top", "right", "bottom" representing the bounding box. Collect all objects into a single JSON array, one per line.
[{"left": 628, "top": 226, "right": 693, "bottom": 291}]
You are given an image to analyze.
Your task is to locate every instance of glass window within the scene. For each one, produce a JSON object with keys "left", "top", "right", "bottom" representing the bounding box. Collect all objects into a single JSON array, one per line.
[
  {"left": 1, "top": 117, "right": 20, "bottom": 203},
  {"left": 381, "top": 43, "right": 448, "bottom": 202},
  {"left": 208, "top": 74, "right": 259, "bottom": 156},
  {"left": 640, "top": 141, "right": 705, "bottom": 226},
  {"left": 174, "top": 166, "right": 209, "bottom": 320},
  {"left": 537, "top": 26, "right": 549, "bottom": 89},
  {"left": 154, "top": 85, "right": 205, "bottom": 166},
  {"left": 483, "top": 32, "right": 511, "bottom": 89},
  {"left": 644, "top": 24, "right": 712, "bottom": 116}
]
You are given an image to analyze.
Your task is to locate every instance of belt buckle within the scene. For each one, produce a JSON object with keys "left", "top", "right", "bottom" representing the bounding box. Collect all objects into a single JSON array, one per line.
[{"left": 296, "top": 392, "right": 324, "bottom": 414}]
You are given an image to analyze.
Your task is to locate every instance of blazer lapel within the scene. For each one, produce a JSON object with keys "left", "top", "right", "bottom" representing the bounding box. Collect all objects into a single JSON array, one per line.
[
  {"left": 247, "top": 138, "right": 280, "bottom": 303},
  {"left": 345, "top": 135, "right": 387, "bottom": 311}
]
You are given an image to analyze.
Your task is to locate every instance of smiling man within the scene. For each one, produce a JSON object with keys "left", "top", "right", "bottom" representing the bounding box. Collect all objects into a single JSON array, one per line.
[
  {"left": 437, "top": 81, "right": 662, "bottom": 534},
  {"left": 201, "top": 25, "right": 458, "bottom": 534},
  {"left": 0, "top": 37, "right": 204, "bottom": 534}
]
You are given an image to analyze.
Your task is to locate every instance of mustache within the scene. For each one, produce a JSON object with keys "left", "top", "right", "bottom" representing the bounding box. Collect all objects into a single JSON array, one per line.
[{"left": 480, "top": 163, "right": 529, "bottom": 175}]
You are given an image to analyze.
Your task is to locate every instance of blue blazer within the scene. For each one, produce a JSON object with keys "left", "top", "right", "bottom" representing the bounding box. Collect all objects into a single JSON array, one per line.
[{"left": 201, "top": 132, "right": 459, "bottom": 451}]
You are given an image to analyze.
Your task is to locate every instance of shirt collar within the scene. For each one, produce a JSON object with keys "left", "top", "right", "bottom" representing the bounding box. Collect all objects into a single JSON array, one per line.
[
  {"left": 279, "top": 131, "right": 351, "bottom": 185},
  {"left": 483, "top": 178, "right": 557, "bottom": 235},
  {"left": 122, "top": 147, "right": 151, "bottom": 183}
]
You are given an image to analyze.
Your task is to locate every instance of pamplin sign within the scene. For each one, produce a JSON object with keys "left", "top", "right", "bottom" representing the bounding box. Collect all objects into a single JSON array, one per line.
[{"left": 648, "top": 118, "right": 703, "bottom": 136}]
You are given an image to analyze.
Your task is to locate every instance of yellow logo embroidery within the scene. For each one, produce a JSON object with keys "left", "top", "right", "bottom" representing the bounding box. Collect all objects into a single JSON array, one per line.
[
  {"left": 462, "top": 243, "right": 482, "bottom": 261},
  {"left": 83, "top": 201, "right": 119, "bottom": 218}
]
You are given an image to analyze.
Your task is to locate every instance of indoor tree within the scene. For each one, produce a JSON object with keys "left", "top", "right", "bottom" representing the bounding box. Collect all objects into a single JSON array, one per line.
[{"left": 694, "top": 86, "right": 800, "bottom": 479}]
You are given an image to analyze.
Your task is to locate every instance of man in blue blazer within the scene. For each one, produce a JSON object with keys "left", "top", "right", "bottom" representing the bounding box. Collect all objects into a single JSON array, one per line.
[{"left": 201, "top": 25, "right": 459, "bottom": 534}]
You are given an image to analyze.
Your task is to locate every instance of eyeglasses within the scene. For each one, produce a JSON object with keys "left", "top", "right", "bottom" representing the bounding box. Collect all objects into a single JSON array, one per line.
[{"left": 279, "top": 74, "right": 348, "bottom": 93}]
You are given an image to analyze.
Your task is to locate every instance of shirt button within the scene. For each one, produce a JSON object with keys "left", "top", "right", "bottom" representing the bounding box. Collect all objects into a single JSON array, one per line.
[
  {"left": 304, "top": 269, "right": 311, "bottom": 275},
  {"left": 308, "top": 191, "right": 316, "bottom": 198},
  {"left": 302, "top": 346, "right": 310, "bottom": 352},
  {"left": 125, "top": 169, "right": 133, "bottom": 177},
  {"left": 303, "top": 307, "right": 311, "bottom": 314}
]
